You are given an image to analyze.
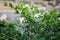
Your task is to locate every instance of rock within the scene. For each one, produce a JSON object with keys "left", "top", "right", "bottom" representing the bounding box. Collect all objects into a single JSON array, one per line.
[
  {"left": 38, "top": 4, "right": 53, "bottom": 11},
  {"left": 46, "top": 5, "right": 53, "bottom": 11},
  {"left": 55, "top": 4, "right": 60, "bottom": 12},
  {"left": 56, "top": 0, "right": 60, "bottom": 5},
  {"left": 0, "top": 12, "right": 20, "bottom": 22},
  {"left": 38, "top": 6, "right": 46, "bottom": 11},
  {"left": 6, "top": 17, "right": 13, "bottom": 22}
]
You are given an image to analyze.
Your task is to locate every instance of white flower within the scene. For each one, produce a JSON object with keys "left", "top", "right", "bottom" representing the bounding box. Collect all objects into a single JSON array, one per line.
[
  {"left": 34, "top": 13, "right": 43, "bottom": 17},
  {"left": 34, "top": 14, "right": 41, "bottom": 22},
  {"left": 0, "top": 14, "right": 7, "bottom": 21},
  {"left": 19, "top": 10, "right": 22, "bottom": 14},
  {"left": 34, "top": 13, "right": 44, "bottom": 22},
  {"left": 19, "top": 17, "right": 25, "bottom": 24},
  {"left": 34, "top": 14, "right": 39, "bottom": 18},
  {"left": 58, "top": 18, "right": 60, "bottom": 20}
]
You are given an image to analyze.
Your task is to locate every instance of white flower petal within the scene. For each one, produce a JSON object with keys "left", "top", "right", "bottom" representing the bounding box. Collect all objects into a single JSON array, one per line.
[{"left": 0, "top": 14, "right": 7, "bottom": 21}]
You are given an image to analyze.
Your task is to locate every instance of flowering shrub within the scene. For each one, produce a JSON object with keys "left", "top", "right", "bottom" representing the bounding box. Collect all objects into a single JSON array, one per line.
[{"left": 0, "top": 2, "right": 60, "bottom": 40}]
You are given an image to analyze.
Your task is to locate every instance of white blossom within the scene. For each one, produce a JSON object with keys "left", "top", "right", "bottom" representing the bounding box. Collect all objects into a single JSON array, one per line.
[
  {"left": 34, "top": 14, "right": 40, "bottom": 18},
  {"left": 34, "top": 14, "right": 40, "bottom": 22},
  {"left": 19, "top": 17, "right": 25, "bottom": 24},
  {"left": 0, "top": 14, "right": 7, "bottom": 21},
  {"left": 58, "top": 18, "right": 60, "bottom": 20}
]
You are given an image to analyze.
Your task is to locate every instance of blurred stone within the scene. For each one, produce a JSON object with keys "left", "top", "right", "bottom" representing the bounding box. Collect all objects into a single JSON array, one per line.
[
  {"left": 38, "top": 6, "right": 46, "bottom": 11},
  {"left": 38, "top": 4, "right": 53, "bottom": 11},
  {"left": 56, "top": 0, "right": 60, "bottom": 5},
  {"left": 0, "top": 12, "right": 20, "bottom": 22},
  {"left": 19, "top": 17, "right": 25, "bottom": 24},
  {"left": 46, "top": 5, "right": 53, "bottom": 11},
  {"left": 6, "top": 17, "right": 13, "bottom": 22},
  {"left": 55, "top": 4, "right": 60, "bottom": 12}
]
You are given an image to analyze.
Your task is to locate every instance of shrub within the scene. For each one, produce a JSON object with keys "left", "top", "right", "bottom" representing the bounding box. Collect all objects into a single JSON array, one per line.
[{"left": 0, "top": 2, "right": 60, "bottom": 40}]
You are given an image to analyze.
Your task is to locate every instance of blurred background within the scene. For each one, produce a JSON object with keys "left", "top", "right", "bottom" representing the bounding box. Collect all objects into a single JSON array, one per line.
[
  {"left": 0, "top": 0, "right": 60, "bottom": 11},
  {"left": 0, "top": 0, "right": 60, "bottom": 21}
]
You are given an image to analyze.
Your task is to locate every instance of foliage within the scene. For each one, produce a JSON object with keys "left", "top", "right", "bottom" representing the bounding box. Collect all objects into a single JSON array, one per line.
[
  {"left": 0, "top": 2, "right": 60, "bottom": 40},
  {"left": 4, "top": 2, "right": 8, "bottom": 6}
]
